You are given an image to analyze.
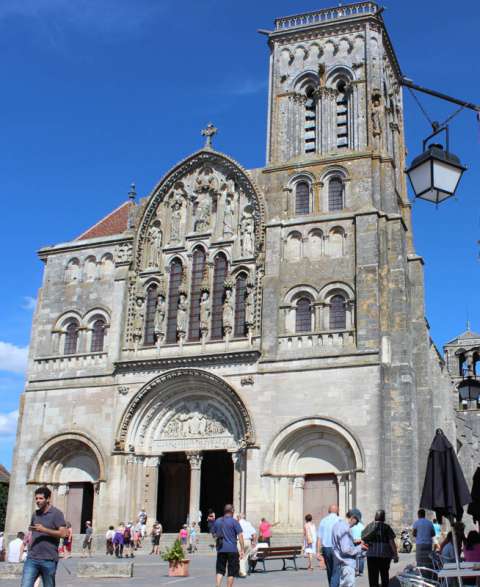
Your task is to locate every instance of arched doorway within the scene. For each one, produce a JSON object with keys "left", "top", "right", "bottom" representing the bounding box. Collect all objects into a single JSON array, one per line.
[
  {"left": 30, "top": 433, "right": 105, "bottom": 534},
  {"left": 263, "top": 417, "right": 364, "bottom": 530},
  {"left": 116, "top": 368, "right": 254, "bottom": 531}
]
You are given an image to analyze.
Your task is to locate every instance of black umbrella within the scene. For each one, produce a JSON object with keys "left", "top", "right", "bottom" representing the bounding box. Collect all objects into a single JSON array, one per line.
[
  {"left": 420, "top": 428, "right": 471, "bottom": 522},
  {"left": 467, "top": 467, "right": 480, "bottom": 526}
]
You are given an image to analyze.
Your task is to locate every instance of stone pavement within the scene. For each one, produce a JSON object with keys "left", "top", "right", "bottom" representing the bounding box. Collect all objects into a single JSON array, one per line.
[{"left": 0, "top": 553, "right": 413, "bottom": 586}]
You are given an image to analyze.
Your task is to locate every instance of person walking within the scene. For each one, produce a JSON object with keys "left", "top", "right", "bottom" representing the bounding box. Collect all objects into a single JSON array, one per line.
[
  {"left": 362, "top": 510, "right": 398, "bottom": 587},
  {"left": 63, "top": 522, "right": 73, "bottom": 559},
  {"left": 113, "top": 524, "right": 125, "bottom": 558},
  {"left": 332, "top": 508, "right": 368, "bottom": 587},
  {"left": 189, "top": 522, "right": 199, "bottom": 554},
  {"left": 105, "top": 526, "right": 115, "bottom": 555},
  {"left": 81, "top": 521, "right": 93, "bottom": 557},
  {"left": 123, "top": 523, "right": 134, "bottom": 558},
  {"left": 7, "top": 532, "right": 25, "bottom": 563},
  {"left": 413, "top": 509, "right": 435, "bottom": 568},
  {"left": 258, "top": 517, "right": 278, "bottom": 546},
  {"left": 20, "top": 485, "right": 67, "bottom": 587},
  {"left": 351, "top": 517, "right": 365, "bottom": 577},
  {"left": 318, "top": 504, "right": 340, "bottom": 586},
  {"left": 304, "top": 514, "right": 317, "bottom": 571},
  {"left": 237, "top": 513, "right": 257, "bottom": 578},
  {"left": 213, "top": 504, "right": 245, "bottom": 587},
  {"left": 179, "top": 524, "right": 188, "bottom": 548}
]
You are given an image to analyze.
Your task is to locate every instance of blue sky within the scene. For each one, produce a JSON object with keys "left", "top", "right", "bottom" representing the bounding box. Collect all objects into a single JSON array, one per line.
[{"left": 0, "top": 0, "right": 479, "bottom": 469}]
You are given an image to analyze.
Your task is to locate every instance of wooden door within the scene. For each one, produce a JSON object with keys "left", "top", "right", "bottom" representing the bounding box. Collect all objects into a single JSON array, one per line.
[
  {"left": 303, "top": 474, "right": 338, "bottom": 526},
  {"left": 66, "top": 484, "right": 84, "bottom": 533}
]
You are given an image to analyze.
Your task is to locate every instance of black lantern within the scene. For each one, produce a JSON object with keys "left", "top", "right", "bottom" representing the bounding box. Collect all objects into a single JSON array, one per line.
[
  {"left": 406, "top": 125, "right": 467, "bottom": 204},
  {"left": 458, "top": 377, "right": 480, "bottom": 405}
]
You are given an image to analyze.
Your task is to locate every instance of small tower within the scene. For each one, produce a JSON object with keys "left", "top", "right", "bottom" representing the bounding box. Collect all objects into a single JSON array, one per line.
[{"left": 444, "top": 326, "right": 480, "bottom": 410}]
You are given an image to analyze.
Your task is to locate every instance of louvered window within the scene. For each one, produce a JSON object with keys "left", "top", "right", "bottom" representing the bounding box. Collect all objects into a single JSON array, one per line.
[
  {"left": 295, "top": 298, "right": 312, "bottom": 333},
  {"left": 91, "top": 318, "right": 106, "bottom": 352},
  {"left": 188, "top": 248, "right": 206, "bottom": 341},
  {"left": 304, "top": 86, "right": 316, "bottom": 153},
  {"left": 336, "top": 79, "right": 348, "bottom": 148},
  {"left": 330, "top": 295, "right": 346, "bottom": 330},
  {"left": 234, "top": 273, "right": 248, "bottom": 338},
  {"left": 295, "top": 181, "right": 310, "bottom": 215},
  {"left": 211, "top": 253, "right": 228, "bottom": 340},
  {"left": 328, "top": 177, "right": 344, "bottom": 211},
  {"left": 64, "top": 321, "right": 79, "bottom": 355},
  {"left": 166, "top": 260, "right": 183, "bottom": 343}
]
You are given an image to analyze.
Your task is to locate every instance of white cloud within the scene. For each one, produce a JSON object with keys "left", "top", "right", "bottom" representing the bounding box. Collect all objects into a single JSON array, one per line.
[
  {"left": 0, "top": 341, "right": 28, "bottom": 374},
  {"left": 22, "top": 296, "right": 36, "bottom": 311},
  {"left": 0, "top": 410, "right": 18, "bottom": 437}
]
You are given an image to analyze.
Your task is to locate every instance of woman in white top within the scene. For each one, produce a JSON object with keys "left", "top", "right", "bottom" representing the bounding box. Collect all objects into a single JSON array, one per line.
[
  {"left": 303, "top": 514, "right": 317, "bottom": 572},
  {"left": 7, "top": 532, "right": 25, "bottom": 563}
]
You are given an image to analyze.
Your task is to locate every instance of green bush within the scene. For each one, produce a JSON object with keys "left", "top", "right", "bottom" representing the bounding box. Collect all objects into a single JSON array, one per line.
[{"left": 162, "top": 539, "right": 186, "bottom": 564}]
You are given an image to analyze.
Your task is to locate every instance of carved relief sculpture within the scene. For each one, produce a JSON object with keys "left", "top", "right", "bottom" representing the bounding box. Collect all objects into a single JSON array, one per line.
[
  {"left": 240, "top": 209, "right": 255, "bottom": 257},
  {"left": 194, "top": 195, "right": 211, "bottom": 233},
  {"left": 170, "top": 201, "right": 182, "bottom": 243},
  {"left": 222, "top": 287, "right": 234, "bottom": 339},
  {"left": 176, "top": 293, "right": 188, "bottom": 342},
  {"left": 223, "top": 196, "right": 235, "bottom": 237},
  {"left": 132, "top": 296, "right": 145, "bottom": 351},
  {"left": 145, "top": 222, "right": 163, "bottom": 268},
  {"left": 154, "top": 294, "right": 166, "bottom": 347},
  {"left": 199, "top": 290, "right": 211, "bottom": 340},
  {"left": 115, "top": 242, "right": 133, "bottom": 264}
]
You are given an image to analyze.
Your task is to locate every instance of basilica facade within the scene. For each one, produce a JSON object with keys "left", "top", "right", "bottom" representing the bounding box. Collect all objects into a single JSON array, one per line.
[{"left": 7, "top": 2, "right": 456, "bottom": 538}]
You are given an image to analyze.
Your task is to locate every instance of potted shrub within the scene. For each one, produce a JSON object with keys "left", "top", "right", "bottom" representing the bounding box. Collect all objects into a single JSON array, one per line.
[{"left": 162, "top": 539, "right": 190, "bottom": 577}]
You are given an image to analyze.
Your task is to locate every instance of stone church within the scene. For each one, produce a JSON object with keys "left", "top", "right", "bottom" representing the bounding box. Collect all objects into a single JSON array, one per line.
[{"left": 7, "top": 1, "right": 457, "bottom": 539}]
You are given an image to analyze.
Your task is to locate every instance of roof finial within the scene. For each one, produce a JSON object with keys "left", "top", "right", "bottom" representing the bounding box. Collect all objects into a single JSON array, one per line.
[
  {"left": 128, "top": 182, "right": 137, "bottom": 203},
  {"left": 201, "top": 123, "right": 217, "bottom": 149},
  {"left": 467, "top": 319, "right": 471, "bottom": 332}
]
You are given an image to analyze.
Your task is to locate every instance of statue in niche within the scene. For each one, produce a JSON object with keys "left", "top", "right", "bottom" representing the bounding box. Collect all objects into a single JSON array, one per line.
[
  {"left": 132, "top": 296, "right": 145, "bottom": 351},
  {"left": 195, "top": 166, "right": 216, "bottom": 194},
  {"left": 222, "top": 287, "right": 234, "bottom": 338},
  {"left": 245, "top": 281, "right": 255, "bottom": 327},
  {"left": 240, "top": 209, "right": 255, "bottom": 257},
  {"left": 194, "top": 195, "right": 211, "bottom": 233},
  {"left": 170, "top": 200, "right": 182, "bottom": 243},
  {"left": 145, "top": 222, "right": 163, "bottom": 268},
  {"left": 199, "top": 290, "right": 211, "bottom": 339},
  {"left": 154, "top": 294, "right": 166, "bottom": 346},
  {"left": 176, "top": 293, "right": 188, "bottom": 338},
  {"left": 223, "top": 196, "right": 235, "bottom": 237},
  {"left": 371, "top": 92, "right": 383, "bottom": 149}
]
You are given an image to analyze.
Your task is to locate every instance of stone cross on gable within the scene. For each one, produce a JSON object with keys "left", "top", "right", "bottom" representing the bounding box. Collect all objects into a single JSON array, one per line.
[{"left": 201, "top": 123, "right": 217, "bottom": 149}]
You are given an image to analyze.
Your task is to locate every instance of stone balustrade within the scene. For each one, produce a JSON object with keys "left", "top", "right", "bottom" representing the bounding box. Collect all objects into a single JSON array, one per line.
[
  {"left": 33, "top": 351, "right": 108, "bottom": 374},
  {"left": 278, "top": 330, "right": 355, "bottom": 351},
  {"left": 274, "top": 2, "right": 377, "bottom": 30}
]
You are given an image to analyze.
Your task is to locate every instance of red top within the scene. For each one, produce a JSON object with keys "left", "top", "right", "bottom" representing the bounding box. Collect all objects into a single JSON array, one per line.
[{"left": 259, "top": 521, "right": 272, "bottom": 538}]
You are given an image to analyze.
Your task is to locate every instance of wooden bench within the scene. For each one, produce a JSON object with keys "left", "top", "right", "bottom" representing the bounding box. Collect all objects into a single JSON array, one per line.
[{"left": 250, "top": 546, "right": 303, "bottom": 572}]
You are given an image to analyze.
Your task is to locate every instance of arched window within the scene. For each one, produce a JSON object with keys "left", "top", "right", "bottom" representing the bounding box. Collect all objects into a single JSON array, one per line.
[
  {"left": 144, "top": 284, "right": 158, "bottom": 346},
  {"left": 211, "top": 253, "right": 228, "bottom": 340},
  {"left": 188, "top": 248, "right": 206, "bottom": 341},
  {"left": 328, "top": 177, "right": 344, "bottom": 211},
  {"left": 304, "top": 86, "right": 316, "bottom": 153},
  {"left": 166, "top": 260, "right": 183, "bottom": 343},
  {"left": 295, "top": 181, "right": 310, "bottom": 215},
  {"left": 84, "top": 256, "right": 97, "bottom": 282},
  {"left": 91, "top": 318, "right": 106, "bottom": 352},
  {"left": 330, "top": 295, "right": 346, "bottom": 330},
  {"left": 336, "top": 79, "right": 348, "bottom": 148},
  {"left": 65, "top": 258, "right": 80, "bottom": 283},
  {"left": 234, "top": 273, "right": 248, "bottom": 338},
  {"left": 295, "top": 298, "right": 312, "bottom": 333},
  {"left": 64, "top": 320, "right": 79, "bottom": 355}
]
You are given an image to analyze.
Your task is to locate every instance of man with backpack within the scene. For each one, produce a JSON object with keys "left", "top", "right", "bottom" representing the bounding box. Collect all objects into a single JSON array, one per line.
[{"left": 212, "top": 504, "right": 244, "bottom": 587}]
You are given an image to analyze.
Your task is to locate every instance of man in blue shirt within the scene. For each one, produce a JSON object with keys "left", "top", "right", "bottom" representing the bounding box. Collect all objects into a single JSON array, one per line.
[
  {"left": 213, "top": 504, "right": 244, "bottom": 587},
  {"left": 332, "top": 509, "right": 368, "bottom": 587},
  {"left": 413, "top": 509, "right": 435, "bottom": 567},
  {"left": 318, "top": 504, "right": 340, "bottom": 586}
]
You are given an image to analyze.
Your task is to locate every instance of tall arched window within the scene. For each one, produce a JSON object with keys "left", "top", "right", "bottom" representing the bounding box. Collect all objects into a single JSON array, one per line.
[
  {"left": 328, "top": 177, "right": 344, "bottom": 211},
  {"left": 144, "top": 284, "right": 158, "bottom": 346},
  {"left": 91, "top": 318, "right": 106, "bottom": 352},
  {"left": 211, "top": 253, "right": 228, "bottom": 340},
  {"left": 336, "top": 79, "right": 348, "bottom": 148},
  {"left": 296, "top": 298, "right": 312, "bottom": 333},
  {"left": 166, "top": 260, "right": 183, "bottom": 344},
  {"left": 295, "top": 181, "right": 310, "bottom": 215},
  {"left": 64, "top": 320, "right": 79, "bottom": 355},
  {"left": 234, "top": 273, "right": 248, "bottom": 338},
  {"left": 188, "top": 248, "right": 206, "bottom": 341},
  {"left": 304, "top": 86, "right": 316, "bottom": 153},
  {"left": 330, "top": 295, "right": 346, "bottom": 330}
]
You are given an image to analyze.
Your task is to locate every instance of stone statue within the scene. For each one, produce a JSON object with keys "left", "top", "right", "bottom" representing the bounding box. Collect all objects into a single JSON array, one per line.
[
  {"left": 245, "top": 282, "right": 255, "bottom": 326},
  {"left": 371, "top": 93, "right": 383, "bottom": 149},
  {"left": 132, "top": 297, "right": 145, "bottom": 350},
  {"left": 223, "top": 196, "right": 235, "bottom": 237},
  {"left": 199, "top": 291, "right": 211, "bottom": 338},
  {"left": 240, "top": 211, "right": 255, "bottom": 257},
  {"left": 170, "top": 201, "right": 182, "bottom": 243},
  {"left": 154, "top": 294, "right": 166, "bottom": 345},
  {"left": 176, "top": 293, "right": 188, "bottom": 338},
  {"left": 194, "top": 196, "right": 211, "bottom": 232},
  {"left": 146, "top": 222, "right": 162, "bottom": 268},
  {"left": 222, "top": 288, "right": 234, "bottom": 337}
]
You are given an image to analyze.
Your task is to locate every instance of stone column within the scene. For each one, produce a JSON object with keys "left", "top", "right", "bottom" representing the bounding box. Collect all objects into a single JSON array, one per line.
[
  {"left": 186, "top": 451, "right": 203, "bottom": 525},
  {"left": 230, "top": 450, "right": 246, "bottom": 513},
  {"left": 143, "top": 456, "right": 162, "bottom": 527},
  {"left": 292, "top": 476, "right": 305, "bottom": 530}
]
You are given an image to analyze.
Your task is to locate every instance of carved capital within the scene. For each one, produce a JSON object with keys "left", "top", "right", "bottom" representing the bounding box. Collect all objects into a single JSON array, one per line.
[{"left": 186, "top": 451, "right": 203, "bottom": 469}]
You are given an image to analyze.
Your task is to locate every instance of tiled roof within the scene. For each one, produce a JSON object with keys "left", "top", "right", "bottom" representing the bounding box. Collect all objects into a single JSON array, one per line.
[
  {"left": 445, "top": 329, "right": 480, "bottom": 346},
  {"left": 0, "top": 464, "right": 10, "bottom": 484},
  {"left": 76, "top": 201, "right": 131, "bottom": 241}
]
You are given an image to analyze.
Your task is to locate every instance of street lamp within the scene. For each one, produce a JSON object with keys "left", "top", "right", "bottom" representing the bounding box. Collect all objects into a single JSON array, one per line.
[
  {"left": 406, "top": 125, "right": 467, "bottom": 204},
  {"left": 458, "top": 377, "right": 480, "bottom": 409}
]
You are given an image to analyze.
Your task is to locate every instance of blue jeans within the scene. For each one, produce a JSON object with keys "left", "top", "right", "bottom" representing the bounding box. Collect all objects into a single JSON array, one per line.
[
  {"left": 21, "top": 558, "right": 58, "bottom": 587},
  {"left": 323, "top": 547, "right": 336, "bottom": 585},
  {"left": 331, "top": 558, "right": 341, "bottom": 587}
]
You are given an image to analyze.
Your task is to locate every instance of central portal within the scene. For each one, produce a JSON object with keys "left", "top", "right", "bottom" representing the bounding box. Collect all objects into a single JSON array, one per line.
[{"left": 199, "top": 451, "right": 234, "bottom": 532}]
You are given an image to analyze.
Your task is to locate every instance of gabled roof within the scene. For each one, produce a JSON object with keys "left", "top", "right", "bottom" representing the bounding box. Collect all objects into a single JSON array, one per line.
[
  {"left": 445, "top": 328, "right": 480, "bottom": 346},
  {"left": 0, "top": 464, "right": 10, "bottom": 484},
  {"left": 76, "top": 201, "right": 131, "bottom": 241}
]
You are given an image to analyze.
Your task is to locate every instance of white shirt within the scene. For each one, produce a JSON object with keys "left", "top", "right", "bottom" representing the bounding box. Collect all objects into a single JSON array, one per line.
[
  {"left": 7, "top": 538, "right": 23, "bottom": 563},
  {"left": 239, "top": 519, "right": 256, "bottom": 540}
]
